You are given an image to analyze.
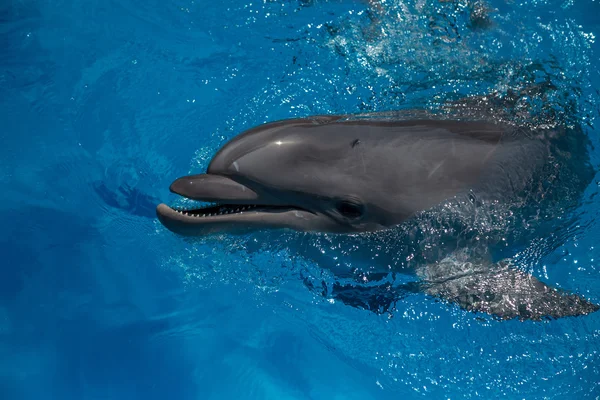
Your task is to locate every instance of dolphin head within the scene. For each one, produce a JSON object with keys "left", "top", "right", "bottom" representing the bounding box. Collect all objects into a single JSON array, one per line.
[{"left": 157, "top": 115, "right": 508, "bottom": 236}]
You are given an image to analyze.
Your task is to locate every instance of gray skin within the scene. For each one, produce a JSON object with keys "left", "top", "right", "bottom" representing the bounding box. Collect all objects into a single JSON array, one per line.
[{"left": 156, "top": 113, "right": 599, "bottom": 320}]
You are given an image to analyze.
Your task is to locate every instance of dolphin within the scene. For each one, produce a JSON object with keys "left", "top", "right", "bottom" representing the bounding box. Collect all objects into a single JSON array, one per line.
[{"left": 156, "top": 109, "right": 599, "bottom": 320}]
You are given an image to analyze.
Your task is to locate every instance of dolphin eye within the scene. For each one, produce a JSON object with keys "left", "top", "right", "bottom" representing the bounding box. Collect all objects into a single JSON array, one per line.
[{"left": 336, "top": 200, "right": 364, "bottom": 219}]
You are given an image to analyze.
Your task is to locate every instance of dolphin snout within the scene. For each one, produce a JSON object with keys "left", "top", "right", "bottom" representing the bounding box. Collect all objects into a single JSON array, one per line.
[{"left": 169, "top": 174, "right": 258, "bottom": 202}]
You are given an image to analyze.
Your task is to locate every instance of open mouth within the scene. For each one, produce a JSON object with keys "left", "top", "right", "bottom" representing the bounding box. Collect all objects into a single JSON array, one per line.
[
  {"left": 163, "top": 203, "right": 302, "bottom": 219},
  {"left": 155, "top": 173, "right": 318, "bottom": 235}
]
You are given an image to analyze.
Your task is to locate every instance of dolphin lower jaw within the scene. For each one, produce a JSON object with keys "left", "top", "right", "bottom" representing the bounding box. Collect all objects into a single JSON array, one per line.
[{"left": 156, "top": 202, "right": 321, "bottom": 236}]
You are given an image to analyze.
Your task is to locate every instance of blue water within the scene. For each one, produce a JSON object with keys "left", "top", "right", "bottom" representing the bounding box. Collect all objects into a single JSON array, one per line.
[{"left": 2, "top": 0, "right": 600, "bottom": 398}]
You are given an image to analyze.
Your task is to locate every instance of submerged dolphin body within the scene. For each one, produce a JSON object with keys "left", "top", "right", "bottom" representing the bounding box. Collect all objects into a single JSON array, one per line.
[{"left": 156, "top": 111, "right": 599, "bottom": 320}]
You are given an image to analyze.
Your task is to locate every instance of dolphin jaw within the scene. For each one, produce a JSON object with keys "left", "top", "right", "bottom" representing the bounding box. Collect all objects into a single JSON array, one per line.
[
  {"left": 156, "top": 173, "right": 321, "bottom": 235},
  {"left": 155, "top": 202, "right": 318, "bottom": 236},
  {"left": 157, "top": 202, "right": 304, "bottom": 220}
]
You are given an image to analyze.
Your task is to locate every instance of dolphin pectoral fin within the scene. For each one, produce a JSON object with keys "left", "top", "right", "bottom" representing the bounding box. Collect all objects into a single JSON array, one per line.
[{"left": 420, "top": 257, "right": 599, "bottom": 321}]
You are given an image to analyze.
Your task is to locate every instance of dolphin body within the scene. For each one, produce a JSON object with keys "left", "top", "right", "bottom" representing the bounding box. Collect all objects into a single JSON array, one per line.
[{"left": 156, "top": 109, "right": 599, "bottom": 320}]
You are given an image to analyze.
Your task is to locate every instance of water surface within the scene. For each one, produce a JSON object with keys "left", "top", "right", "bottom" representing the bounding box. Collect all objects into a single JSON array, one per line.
[{"left": 1, "top": 0, "right": 599, "bottom": 398}]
